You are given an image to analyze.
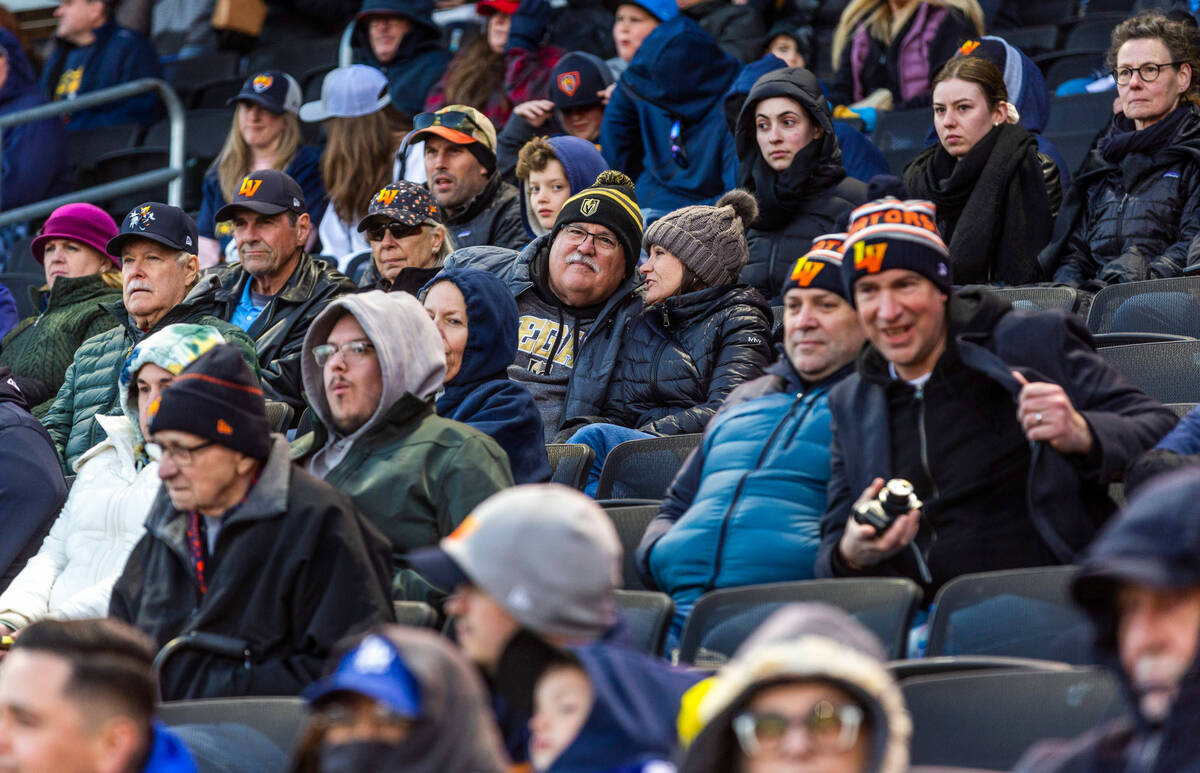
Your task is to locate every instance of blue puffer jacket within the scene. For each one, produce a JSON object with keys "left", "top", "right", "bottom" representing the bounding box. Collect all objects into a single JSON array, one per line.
[
  {"left": 425, "top": 268, "right": 551, "bottom": 485},
  {"left": 0, "top": 29, "right": 68, "bottom": 215},
  {"left": 40, "top": 19, "right": 162, "bottom": 130},
  {"left": 600, "top": 16, "right": 739, "bottom": 212},
  {"left": 639, "top": 355, "right": 850, "bottom": 628}
]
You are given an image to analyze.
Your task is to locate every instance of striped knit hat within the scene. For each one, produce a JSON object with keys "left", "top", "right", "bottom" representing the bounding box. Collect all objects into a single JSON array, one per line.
[
  {"left": 553, "top": 171, "right": 643, "bottom": 275},
  {"left": 782, "top": 233, "right": 847, "bottom": 299},
  {"left": 841, "top": 198, "right": 952, "bottom": 304}
]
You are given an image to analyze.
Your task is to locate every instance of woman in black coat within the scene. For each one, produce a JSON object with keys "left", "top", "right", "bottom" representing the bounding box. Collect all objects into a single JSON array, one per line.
[
  {"left": 735, "top": 67, "right": 868, "bottom": 303},
  {"left": 904, "top": 55, "right": 1061, "bottom": 285},
  {"left": 567, "top": 190, "right": 773, "bottom": 495}
]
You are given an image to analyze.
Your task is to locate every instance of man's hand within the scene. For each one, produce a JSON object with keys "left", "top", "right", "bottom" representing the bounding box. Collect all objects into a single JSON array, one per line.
[
  {"left": 512, "top": 100, "right": 556, "bottom": 127},
  {"left": 838, "top": 478, "right": 921, "bottom": 571},
  {"left": 1013, "top": 371, "right": 1093, "bottom": 455}
]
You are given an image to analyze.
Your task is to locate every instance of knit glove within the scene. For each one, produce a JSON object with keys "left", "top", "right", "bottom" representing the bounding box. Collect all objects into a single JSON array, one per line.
[{"left": 1097, "top": 247, "right": 1151, "bottom": 285}]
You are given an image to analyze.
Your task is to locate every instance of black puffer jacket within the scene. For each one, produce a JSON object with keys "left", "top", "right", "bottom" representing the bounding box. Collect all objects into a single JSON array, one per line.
[
  {"left": 1045, "top": 103, "right": 1200, "bottom": 286},
  {"left": 735, "top": 68, "right": 868, "bottom": 303},
  {"left": 601, "top": 284, "right": 773, "bottom": 435},
  {"left": 444, "top": 173, "right": 527, "bottom": 252}
]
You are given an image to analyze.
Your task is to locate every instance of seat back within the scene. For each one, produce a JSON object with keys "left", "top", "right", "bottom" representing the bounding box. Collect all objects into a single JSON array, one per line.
[
  {"left": 903, "top": 668, "right": 1126, "bottom": 770},
  {"left": 926, "top": 567, "right": 1097, "bottom": 664},
  {"left": 1165, "top": 402, "right": 1197, "bottom": 418},
  {"left": 614, "top": 589, "right": 673, "bottom": 656},
  {"left": 264, "top": 401, "right": 295, "bottom": 433},
  {"left": 393, "top": 600, "right": 439, "bottom": 629},
  {"left": 1097, "top": 341, "right": 1200, "bottom": 403},
  {"left": 1042, "top": 129, "right": 1097, "bottom": 177},
  {"left": 546, "top": 443, "right": 594, "bottom": 491},
  {"left": 602, "top": 504, "right": 657, "bottom": 590},
  {"left": 158, "top": 697, "right": 307, "bottom": 753},
  {"left": 1045, "top": 91, "right": 1116, "bottom": 134},
  {"left": 1087, "top": 277, "right": 1200, "bottom": 334},
  {"left": 0, "top": 273, "right": 45, "bottom": 320},
  {"left": 985, "top": 285, "right": 1078, "bottom": 313},
  {"left": 595, "top": 434, "right": 702, "bottom": 501},
  {"left": 872, "top": 107, "right": 932, "bottom": 152},
  {"left": 677, "top": 578, "right": 922, "bottom": 665}
]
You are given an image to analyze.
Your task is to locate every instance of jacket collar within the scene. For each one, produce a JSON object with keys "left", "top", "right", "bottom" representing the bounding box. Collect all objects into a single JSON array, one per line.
[
  {"left": 38, "top": 273, "right": 118, "bottom": 310},
  {"left": 105, "top": 275, "right": 222, "bottom": 338},
  {"left": 212, "top": 251, "right": 320, "bottom": 305},
  {"left": 445, "top": 173, "right": 505, "bottom": 226},
  {"left": 297, "top": 392, "right": 434, "bottom": 458}
]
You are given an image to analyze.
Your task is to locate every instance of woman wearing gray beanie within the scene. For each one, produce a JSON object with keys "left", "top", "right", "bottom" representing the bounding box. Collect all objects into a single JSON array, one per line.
[{"left": 564, "top": 189, "right": 773, "bottom": 495}]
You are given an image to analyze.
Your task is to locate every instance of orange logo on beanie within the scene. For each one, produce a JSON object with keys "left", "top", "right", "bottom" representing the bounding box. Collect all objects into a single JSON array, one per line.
[
  {"left": 789, "top": 257, "right": 827, "bottom": 287},
  {"left": 852, "top": 241, "right": 888, "bottom": 274},
  {"left": 216, "top": 419, "right": 234, "bottom": 435},
  {"left": 958, "top": 39, "right": 981, "bottom": 56}
]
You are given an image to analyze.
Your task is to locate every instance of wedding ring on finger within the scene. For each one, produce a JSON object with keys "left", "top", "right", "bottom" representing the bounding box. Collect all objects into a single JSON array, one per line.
[{"left": 1035, "top": 412, "right": 1044, "bottom": 425}]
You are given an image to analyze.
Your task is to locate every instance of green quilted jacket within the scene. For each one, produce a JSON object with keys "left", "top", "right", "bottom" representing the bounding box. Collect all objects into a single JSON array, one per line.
[
  {"left": 41, "top": 280, "right": 261, "bottom": 472},
  {"left": 0, "top": 274, "right": 123, "bottom": 413}
]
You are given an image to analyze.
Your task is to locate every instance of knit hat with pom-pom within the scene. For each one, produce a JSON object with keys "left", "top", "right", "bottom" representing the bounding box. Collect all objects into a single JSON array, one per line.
[
  {"left": 553, "top": 170, "right": 644, "bottom": 276},
  {"left": 643, "top": 189, "right": 758, "bottom": 288}
]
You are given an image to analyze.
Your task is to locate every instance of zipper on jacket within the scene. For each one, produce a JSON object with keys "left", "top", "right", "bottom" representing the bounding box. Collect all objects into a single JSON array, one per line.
[
  {"left": 648, "top": 337, "right": 671, "bottom": 396},
  {"left": 1115, "top": 192, "right": 1129, "bottom": 245},
  {"left": 914, "top": 383, "right": 939, "bottom": 558}
]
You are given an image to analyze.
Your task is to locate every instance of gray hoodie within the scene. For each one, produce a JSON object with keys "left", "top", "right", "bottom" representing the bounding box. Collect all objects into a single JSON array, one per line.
[{"left": 300, "top": 291, "right": 446, "bottom": 479}]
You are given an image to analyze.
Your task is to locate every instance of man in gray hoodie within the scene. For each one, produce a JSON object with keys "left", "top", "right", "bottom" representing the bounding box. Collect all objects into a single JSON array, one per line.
[{"left": 290, "top": 290, "right": 513, "bottom": 585}]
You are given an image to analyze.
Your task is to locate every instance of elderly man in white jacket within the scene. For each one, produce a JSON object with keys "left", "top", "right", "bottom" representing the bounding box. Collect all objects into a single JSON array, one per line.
[{"left": 0, "top": 324, "right": 226, "bottom": 632}]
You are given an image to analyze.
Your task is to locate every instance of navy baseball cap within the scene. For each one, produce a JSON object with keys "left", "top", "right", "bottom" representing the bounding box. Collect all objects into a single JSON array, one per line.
[
  {"left": 302, "top": 634, "right": 422, "bottom": 717},
  {"left": 214, "top": 169, "right": 306, "bottom": 222},
  {"left": 549, "top": 52, "right": 614, "bottom": 110},
  {"left": 107, "top": 203, "right": 198, "bottom": 256},
  {"left": 227, "top": 70, "right": 302, "bottom": 116}
]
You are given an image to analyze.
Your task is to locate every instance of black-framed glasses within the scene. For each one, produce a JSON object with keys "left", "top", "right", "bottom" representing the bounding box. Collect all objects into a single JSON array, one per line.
[
  {"left": 670, "top": 119, "right": 689, "bottom": 169},
  {"left": 366, "top": 222, "right": 425, "bottom": 242},
  {"left": 732, "top": 701, "right": 864, "bottom": 756},
  {"left": 560, "top": 223, "right": 620, "bottom": 252},
  {"left": 1112, "top": 61, "right": 1184, "bottom": 85},
  {"left": 146, "top": 440, "right": 218, "bottom": 466},
  {"left": 413, "top": 110, "right": 493, "bottom": 151},
  {"left": 313, "top": 340, "right": 376, "bottom": 367}
]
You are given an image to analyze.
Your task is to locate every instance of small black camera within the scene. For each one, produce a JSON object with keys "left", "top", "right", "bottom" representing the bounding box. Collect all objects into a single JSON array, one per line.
[{"left": 852, "top": 479, "right": 922, "bottom": 534}]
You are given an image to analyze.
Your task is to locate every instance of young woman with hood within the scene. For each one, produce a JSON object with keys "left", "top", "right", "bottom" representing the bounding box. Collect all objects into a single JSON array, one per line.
[
  {"left": 290, "top": 625, "right": 510, "bottom": 773},
  {"left": 904, "top": 55, "right": 1060, "bottom": 285},
  {"left": 680, "top": 603, "right": 911, "bottom": 773},
  {"left": 566, "top": 190, "right": 773, "bottom": 494},
  {"left": 516, "top": 135, "right": 610, "bottom": 239},
  {"left": 735, "top": 67, "right": 868, "bottom": 303},
  {"left": 422, "top": 268, "right": 551, "bottom": 484}
]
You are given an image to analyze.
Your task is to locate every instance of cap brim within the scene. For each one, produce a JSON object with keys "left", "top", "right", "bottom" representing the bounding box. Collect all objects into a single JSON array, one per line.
[
  {"left": 298, "top": 100, "right": 331, "bottom": 123},
  {"left": 106, "top": 232, "right": 188, "bottom": 256},
  {"left": 214, "top": 200, "right": 290, "bottom": 223},
  {"left": 227, "top": 93, "right": 288, "bottom": 115},
  {"left": 356, "top": 211, "right": 425, "bottom": 232},
  {"left": 404, "top": 125, "right": 477, "bottom": 147},
  {"left": 405, "top": 546, "right": 471, "bottom": 593},
  {"left": 301, "top": 672, "right": 421, "bottom": 718}
]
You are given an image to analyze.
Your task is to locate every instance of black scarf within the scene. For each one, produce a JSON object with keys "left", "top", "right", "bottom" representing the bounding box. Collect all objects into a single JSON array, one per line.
[
  {"left": 905, "top": 123, "right": 1052, "bottom": 285},
  {"left": 1099, "top": 103, "right": 1190, "bottom": 162},
  {"left": 744, "top": 138, "right": 847, "bottom": 231}
]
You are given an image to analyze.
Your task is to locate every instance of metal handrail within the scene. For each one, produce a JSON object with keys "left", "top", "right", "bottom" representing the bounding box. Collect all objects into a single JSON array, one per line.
[{"left": 0, "top": 78, "right": 185, "bottom": 226}]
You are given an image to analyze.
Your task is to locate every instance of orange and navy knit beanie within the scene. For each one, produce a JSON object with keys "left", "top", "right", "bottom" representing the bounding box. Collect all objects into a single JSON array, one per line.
[
  {"left": 840, "top": 198, "right": 952, "bottom": 304},
  {"left": 782, "top": 232, "right": 847, "bottom": 299}
]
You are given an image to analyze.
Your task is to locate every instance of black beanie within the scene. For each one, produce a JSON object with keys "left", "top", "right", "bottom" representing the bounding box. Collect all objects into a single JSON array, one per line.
[
  {"left": 782, "top": 233, "right": 848, "bottom": 299},
  {"left": 149, "top": 343, "right": 271, "bottom": 460},
  {"left": 840, "top": 198, "right": 952, "bottom": 305},
  {"left": 552, "top": 171, "right": 644, "bottom": 275}
]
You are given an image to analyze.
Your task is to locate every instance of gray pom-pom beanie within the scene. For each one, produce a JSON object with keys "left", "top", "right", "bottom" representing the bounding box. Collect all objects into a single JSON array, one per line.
[{"left": 643, "top": 189, "right": 758, "bottom": 288}]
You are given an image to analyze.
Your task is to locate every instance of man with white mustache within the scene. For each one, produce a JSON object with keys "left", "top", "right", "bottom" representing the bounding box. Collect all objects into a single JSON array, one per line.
[
  {"left": 40, "top": 202, "right": 259, "bottom": 471},
  {"left": 441, "top": 170, "right": 645, "bottom": 442},
  {"left": 1016, "top": 468, "right": 1200, "bottom": 772}
]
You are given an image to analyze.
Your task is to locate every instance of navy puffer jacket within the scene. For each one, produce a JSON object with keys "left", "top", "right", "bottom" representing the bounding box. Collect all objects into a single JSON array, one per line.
[{"left": 602, "top": 284, "right": 772, "bottom": 435}]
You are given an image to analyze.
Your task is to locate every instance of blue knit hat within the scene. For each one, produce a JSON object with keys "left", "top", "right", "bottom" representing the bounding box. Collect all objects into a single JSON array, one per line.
[{"left": 841, "top": 199, "right": 952, "bottom": 304}]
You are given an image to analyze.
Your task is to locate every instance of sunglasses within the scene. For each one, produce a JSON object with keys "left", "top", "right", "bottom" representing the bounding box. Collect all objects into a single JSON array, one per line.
[
  {"left": 733, "top": 701, "right": 864, "bottom": 757},
  {"left": 414, "top": 110, "right": 493, "bottom": 152},
  {"left": 670, "top": 119, "right": 689, "bottom": 169},
  {"left": 366, "top": 222, "right": 426, "bottom": 242}
]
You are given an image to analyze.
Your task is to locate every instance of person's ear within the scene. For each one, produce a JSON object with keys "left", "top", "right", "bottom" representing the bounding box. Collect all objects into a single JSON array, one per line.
[
  {"left": 430, "top": 226, "right": 446, "bottom": 254},
  {"left": 183, "top": 253, "right": 200, "bottom": 286},
  {"left": 295, "top": 213, "right": 312, "bottom": 248},
  {"left": 235, "top": 452, "right": 258, "bottom": 476},
  {"left": 1179, "top": 62, "right": 1192, "bottom": 95},
  {"left": 91, "top": 715, "right": 143, "bottom": 773}
]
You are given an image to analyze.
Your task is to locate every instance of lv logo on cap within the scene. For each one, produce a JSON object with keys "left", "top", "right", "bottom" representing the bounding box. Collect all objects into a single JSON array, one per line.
[
  {"left": 853, "top": 241, "right": 888, "bottom": 273},
  {"left": 239, "top": 178, "right": 263, "bottom": 197},
  {"left": 790, "top": 257, "right": 826, "bottom": 286},
  {"left": 377, "top": 188, "right": 399, "bottom": 206}
]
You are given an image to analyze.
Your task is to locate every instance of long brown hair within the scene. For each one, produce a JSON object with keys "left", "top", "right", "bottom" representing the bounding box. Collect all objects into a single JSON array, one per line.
[
  {"left": 215, "top": 104, "right": 303, "bottom": 202},
  {"left": 322, "top": 110, "right": 398, "bottom": 223},
  {"left": 832, "top": 0, "right": 985, "bottom": 70},
  {"left": 441, "top": 34, "right": 508, "bottom": 114}
]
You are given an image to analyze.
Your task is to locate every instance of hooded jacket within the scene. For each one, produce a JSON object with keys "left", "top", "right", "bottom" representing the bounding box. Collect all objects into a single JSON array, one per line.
[
  {"left": 600, "top": 16, "right": 740, "bottom": 212},
  {"left": 1044, "top": 103, "right": 1200, "bottom": 286},
  {"left": 291, "top": 291, "right": 514, "bottom": 568},
  {"left": 0, "top": 368, "right": 66, "bottom": 594},
  {"left": 681, "top": 603, "right": 911, "bottom": 773},
  {"left": 0, "top": 29, "right": 69, "bottom": 212},
  {"left": 110, "top": 435, "right": 396, "bottom": 700},
  {"left": 426, "top": 269, "right": 550, "bottom": 484},
  {"left": 602, "top": 284, "right": 772, "bottom": 435},
  {"left": 519, "top": 136, "right": 610, "bottom": 238},
  {"left": 734, "top": 68, "right": 868, "bottom": 303},
  {"left": 39, "top": 19, "right": 162, "bottom": 130},
  {"left": 351, "top": 0, "right": 451, "bottom": 117},
  {"left": 145, "top": 723, "right": 198, "bottom": 773},
  {"left": 814, "top": 290, "right": 1178, "bottom": 598},
  {"left": 208, "top": 251, "right": 356, "bottom": 415},
  {"left": 1014, "top": 469, "right": 1200, "bottom": 773},
  {"left": 444, "top": 172, "right": 528, "bottom": 252}
]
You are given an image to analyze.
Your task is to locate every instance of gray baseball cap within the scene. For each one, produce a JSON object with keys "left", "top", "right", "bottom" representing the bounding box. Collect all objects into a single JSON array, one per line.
[{"left": 406, "top": 484, "right": 622, "bottom": 640}]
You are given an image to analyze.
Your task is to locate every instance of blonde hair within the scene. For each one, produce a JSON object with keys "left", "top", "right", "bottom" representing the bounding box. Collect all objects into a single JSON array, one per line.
[
  {"left": 215, "top": 103, "right": 304, "bottom": 202},
  {"left": 322, "top": 111, "right": 397, "bottom": 223},
  {"left": 832, "top": 0, "right": 985, "bottom": 71},
  {"left": 40, "top": 265, "right": 122, "bottom": 294}
]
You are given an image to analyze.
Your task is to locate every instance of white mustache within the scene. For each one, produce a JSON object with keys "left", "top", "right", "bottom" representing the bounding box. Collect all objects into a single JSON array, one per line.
[
  {"left": 125, "top": 279, "right": 154, "bottom": 293},
  {"left": 565, "top": 251, "right": 599, "bottom": 272}
]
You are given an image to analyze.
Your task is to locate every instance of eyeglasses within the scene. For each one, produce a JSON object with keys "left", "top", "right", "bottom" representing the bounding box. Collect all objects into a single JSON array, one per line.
[
  {"left": 146, "top": 440, "right": 217, "bottom": 466},
  {"left": 413, "top": 110, "right": 493, "bottom": 151},
  {"left": 366, "top": 222, "right": 425, "bottom": 242},
  {"left": 560, "top": 224, "right": 620, "bottom": 252},
  {"left": 313, "top": 340, "right": 376, "bottom": 367},
  {"left": 670, "top": 119, "right": 689, "bottom": 169},
  {"left": 732, "top": 701, "right": 864, "bottom": 757},
  {"left": 1112, "top": 61, "right": 1184, "bottom": 85}
]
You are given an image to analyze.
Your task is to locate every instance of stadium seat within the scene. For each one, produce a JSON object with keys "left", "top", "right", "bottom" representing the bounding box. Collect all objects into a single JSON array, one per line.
[
  {"left": 1091, "top": 332, "right": 1196, "bottom": 347},
  {"left": 677, "top": 578, "right": 923, "bottom": 666},
  {"left": 601, "top": 503, "right": 657, "bottom": 590},
  {"left": 145, "top": 109, "right": 235, "bottom": 163},
  {"left": 263, "top": 401, "right": 294, "bottom": 433},
  {"left": 68, "top": 123, "right": 141, "bottom": 176},
  {"left": 1017, "top": 0, "right": 1074, "bottom": 26},
  {"left": 165, "top": 51, "right": 241, "bottom": 102},
  {"left": 996, "top": 25, "right": 1059, "bottom": 58},
  {"left": 546, "top": 443, "right": 594, "bottom": 491},
  {"left": 1165, "top": 402, "right": 1197, "bottom": 418},
  {"left": 614, "top": 589, "right": 673, "bottom": 656},
  {"left": 188, "top": 75, "right": 246, "bottom": 110},
  {"left": 1044, "top": 129, "right": 1098, "bottom": 177},
  {"left": 0, "top": 273, "right": 47, "bottom": 319},
  {"left": 1045, "top": 91, "right": 1114, "bottom": 134},
  {"left": 984, "top": 285, "right": 1078, "bottom": 313},
  {"left": 902, "top": 668, "right": 1126, "bottom": 770},
  {"left": 595, "top": 434, "right": 702, "bottom": 501},
  {"left": 393, "top": 600, "right": 439, "bottom": 629},
  {"left": 1086, "top": 277, "right": 1200, "bottom": 334},
  {"left": 872, "top": 107, "right": 932, "bottom": 152},
  {"left": 883, "top": 146, "right": 917, "bottom": 176},
  {"left": 158, "top": 697, "right": 306, "bottom": 753},
  {"left": 3, "top": 234, "right": 38, "bottom": 275},
  {"left": 1038, "top": 50, "right": 1107, "bottom": 91},
  {"left": 248, "top": 38, "right": 342, "bottom": 78},
  {"left": 925, "top": 567, "right": 1098, "bottom": 664},
  {"left": 1097, "top": 341, "right": 1200, "bottom": 403},
  {"left": 1064, "top": 18, "right": 1122, "bottom": 50},
  {"left": 76, "top": 148, "right": 172, "bottom": 222},
  {"left": 888, "top": 655, "right": 1075, "bottom": 682}
]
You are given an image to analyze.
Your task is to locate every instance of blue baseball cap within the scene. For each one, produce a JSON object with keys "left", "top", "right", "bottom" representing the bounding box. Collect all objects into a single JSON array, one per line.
[
  {"left": 301, "top": 634, "right": 422, "bottom": 718},
  {"left": 107, "top": 202, "right": 198, "bottom": 256},
  {"left": 228, "top": 70, "right": 302, "bottom": 116}
]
